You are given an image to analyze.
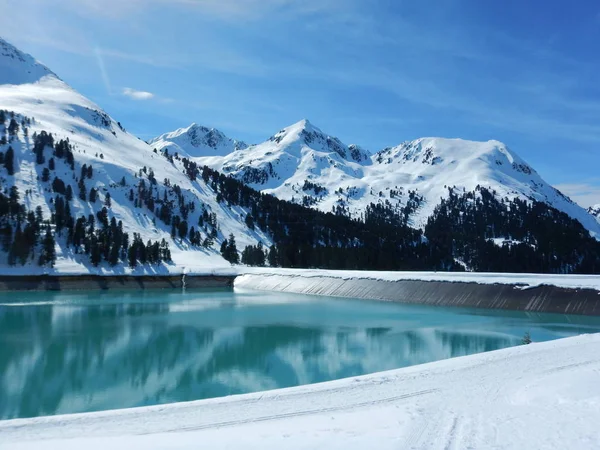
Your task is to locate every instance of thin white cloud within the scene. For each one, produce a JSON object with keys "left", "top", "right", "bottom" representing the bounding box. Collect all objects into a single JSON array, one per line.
[
  {"left": 554, "top": 181, "right": 600, "bottom": 209},
  {"left": 122, "top": 87, "right": 155, "bottom": 100},
  {"left": 44, "top": 0, "right": 343, "bottom": 20}
]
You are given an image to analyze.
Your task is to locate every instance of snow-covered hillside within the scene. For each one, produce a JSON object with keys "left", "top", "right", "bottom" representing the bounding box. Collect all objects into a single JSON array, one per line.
[
  {"left": 149, "top": 123, "right": 248, "bottom": 158},
  {"left": 154, "top": 120, "right": 600, "bottom": 236},
  {"left": 0, "top": 38, "right": 268, "bottom": 273},
  {"left": 0, "top": 39, "right": 55, "bottom": 85}
]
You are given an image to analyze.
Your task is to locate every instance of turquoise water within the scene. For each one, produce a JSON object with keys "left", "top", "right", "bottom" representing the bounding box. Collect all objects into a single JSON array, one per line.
[{"left": 1, "top": 288, "right": 600, "bottom": 420}]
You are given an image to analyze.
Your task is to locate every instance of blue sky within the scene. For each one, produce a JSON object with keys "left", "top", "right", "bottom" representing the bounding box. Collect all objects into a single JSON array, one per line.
[{"left": 1, "top": 0, "right": 600, "bottom": 206}]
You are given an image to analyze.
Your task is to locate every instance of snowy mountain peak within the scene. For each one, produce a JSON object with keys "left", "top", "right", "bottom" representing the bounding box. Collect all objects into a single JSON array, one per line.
[
  {"left": 266, "top": 119, "right": 370, "bottom": 163},
  {"left": 268, "top": 119, "right": 318, "bottom": 143},
  {"left": 149, "top": 123, "right": 248, "bottom": 157},
  {"left": 295, "top": 118, "right": 314, "bottom": 130},
  {"left": 0, "top": 37, "right": 56, "bottom": 85},
  {"left": 373, "top": 137, "right": 541, "bottom": 182}
]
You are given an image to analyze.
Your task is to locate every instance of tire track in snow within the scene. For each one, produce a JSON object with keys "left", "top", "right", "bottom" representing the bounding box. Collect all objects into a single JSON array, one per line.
[{"left": 155, "top": 389, "right": 439, "bottom": 434}]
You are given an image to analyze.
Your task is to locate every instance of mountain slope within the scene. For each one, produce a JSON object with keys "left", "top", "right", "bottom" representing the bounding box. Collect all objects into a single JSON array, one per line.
[
  {"left": 0, "top": 38, "right": 269, "bottom": 273},
  {"left": 153, "top": 120, "right": 600, "bottom": 237},
  {"left": 0, "top": 39, "right": 55, "bottom": 85},
  {"left": 370, "top": 137, "right": 600, "bottom": 234}
]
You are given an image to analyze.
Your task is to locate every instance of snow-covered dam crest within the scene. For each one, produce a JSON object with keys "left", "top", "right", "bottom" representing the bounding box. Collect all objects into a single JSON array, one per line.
[{"left": 235, "top": 270, "right": 600, "bottom": 316}]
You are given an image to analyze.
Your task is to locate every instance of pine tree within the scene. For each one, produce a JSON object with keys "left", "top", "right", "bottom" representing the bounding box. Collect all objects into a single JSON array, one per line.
[
  {"left": 160, "top": 238, "right": 171, "bottom": 262},
  {"left": 52, "top": 177, "right": 67, "bottom": 195},
  {"left": 255, "top": 242, "right": 265, "bottom": 266},
  {"left": 0, "top": 225, "right": 12, "bottom": 252},
  {"left": 178, "top": 220, "right": 188, "bottom": 239},
  {"left": 224, "top": 234, "right": 239, "bottom": 264},
  {"left": 89, "top": 188, "right": 97, "bottom": 203},
  {"left": 109, "top": 242, "right": 120, "bottom": 266},
  {"left": 220, "top": 239, "right": 228, "bottom": 259},
  {"left": 4, "top": 146, "right": 14, "bottom": 175},
  {"left": 245, "top": 214, "right": 255, "bottom": 230},
  {"left": 11, "top": 224, "right": 27, "bottom": 265},
  {"left": 78, "top": 179, "right": 87, "bottom": 201},
  {"left": 66, "top": 148, "right": 75, "bottom": 169},
  {"left": 7, "top": 118, "right": 18, "bottom": 137},
  {"left": 39, "top": 228, "right": 56, "bottom": 267},
  {"left": 268, "top": 245, "right": 278, "bottom": 267},
  {"left": 105, "top": 192, "right": 111, "bottom": 207},
  {"left": 9, "top": 186, "right": 20, "bottom": 218},
  {"left": 128, "top": 243, "right": 137, "bottom": 268},
  {"left": 90, "top": 236, "right": 102, "bottom": 266}
]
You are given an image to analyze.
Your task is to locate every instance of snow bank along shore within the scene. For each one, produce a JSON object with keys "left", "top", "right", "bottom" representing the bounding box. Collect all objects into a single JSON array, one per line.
[
  {"left": 1, "top": 267, "right": 600, "bottom": 315},
  {"left": 236, "top": 268, "right": 600, "bottom": 315},
  {"left": 2, "top": 333, "right": 599, "bottom": 450}
]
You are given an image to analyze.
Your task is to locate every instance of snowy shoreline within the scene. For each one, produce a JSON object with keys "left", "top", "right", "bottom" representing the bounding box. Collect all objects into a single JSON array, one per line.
[
  {"left": 2, "top": 333, "right": 600, "bottom": 449},
  {"left": 237, "top": 267, "right": 600, "bottom": 291},
  {"left": 0, "top": 268, "right": 599, "bottom": 314},
  {"left": 0, "top": 266, "right": 599, "bottom": 290},
  {"left": 235, "top": 270, "right": 600, "bottom": 315}
]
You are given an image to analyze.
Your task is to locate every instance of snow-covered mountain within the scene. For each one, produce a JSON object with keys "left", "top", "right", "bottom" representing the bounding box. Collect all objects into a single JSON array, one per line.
[
  {"left": 149, "top": 123, "right": 248, "bottom": 158},
  {"left": 196, "top": 119, "right": 370, "bottom": 196},
  {"left": 589, "top": 205, "right": 600, "bottom": 220},
  {"left": 3, "top": 36, "right": 599, "bottom": 275},
  {"left": 0, "top": 37, "right": 268, "bottom": 273},
  {"left": 153, "top": 119, "right": 600, "bottom": 236}
]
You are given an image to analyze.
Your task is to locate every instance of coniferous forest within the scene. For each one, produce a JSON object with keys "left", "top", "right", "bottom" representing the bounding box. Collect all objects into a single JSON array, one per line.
[
  {"left": 200, "top": 166, "right": 600, "bottom": 274},
  {"left": 0, "top": 111, "right": 171, "bottom": 269}
]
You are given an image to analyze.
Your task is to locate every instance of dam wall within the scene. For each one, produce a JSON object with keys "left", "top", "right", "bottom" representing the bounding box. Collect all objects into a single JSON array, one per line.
[
  {"left": 0, "top": 274, "right": 235, "bottom": 291},
  {"left": 235, "top": 273, "right": 600, "bottom": 316}
]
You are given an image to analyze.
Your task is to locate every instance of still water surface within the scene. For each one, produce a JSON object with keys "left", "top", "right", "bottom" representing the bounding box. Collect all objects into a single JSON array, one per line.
[{"left": 1, "top": 288, "right": 600, "bottom": 419}]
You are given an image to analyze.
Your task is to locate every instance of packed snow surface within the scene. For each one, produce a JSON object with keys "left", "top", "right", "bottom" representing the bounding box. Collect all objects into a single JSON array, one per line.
[
  {"left": 237, "top": 267, "right": 600, "bottom": 291},
  {"left": 2, "top": 333, "right": 600, "bottom": 449}
]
